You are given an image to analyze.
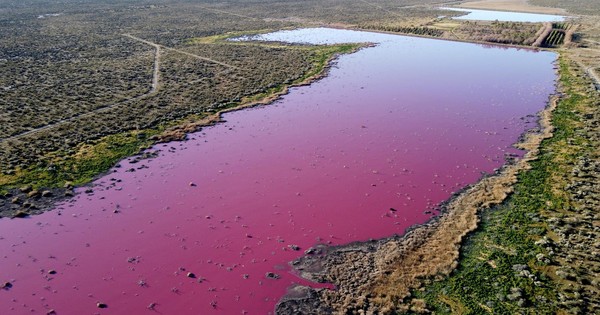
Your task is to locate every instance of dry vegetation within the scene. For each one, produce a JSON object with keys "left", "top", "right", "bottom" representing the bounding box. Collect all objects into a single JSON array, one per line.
[
  {"left": 0, "top": 0, "right": 576, "bottom": 187},
  {"left": 530, "top": 0, "right": 600, "bottom": 16},
  {"left": 451, "top": 20, "right": 542, "bottom": 44}
]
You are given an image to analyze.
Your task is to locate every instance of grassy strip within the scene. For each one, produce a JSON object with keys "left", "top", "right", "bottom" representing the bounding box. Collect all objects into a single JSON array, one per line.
[
  {"left": 0, "top": 40, "right": 362, "bottom": 196},
  {"left": 0, "top": 130, "right": 159, "bottom": 193},
  {"left": 298, "top": 44, "right": 362, "bottom": 80},
  {"left": 412, "top": 56, "right": 588, "bottom": 314}
]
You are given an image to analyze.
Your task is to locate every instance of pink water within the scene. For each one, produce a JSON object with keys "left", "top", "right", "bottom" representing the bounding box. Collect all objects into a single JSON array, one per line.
[{"left": 0, "top": 29, "right": 556, "bottom": 314}]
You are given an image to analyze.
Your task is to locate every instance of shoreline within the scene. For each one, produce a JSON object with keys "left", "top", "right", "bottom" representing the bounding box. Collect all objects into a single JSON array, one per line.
[
  {"left": 276, "top": 88, "right": 559, "bottom": 313},
  {"left": 325, "top": 23, "right": 558, "bottom": 52},
  {"left": 149, "top": 43, "right": 370, "bottom": 144},
  {"left": 0, "top": 22, "right": 565, "bottom": 219},
  {"left": 0, "top": 42, "right": 367, "bottom": 219}
]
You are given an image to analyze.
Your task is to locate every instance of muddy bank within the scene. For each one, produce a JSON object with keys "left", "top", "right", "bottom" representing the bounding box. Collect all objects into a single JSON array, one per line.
[
  {"left": 0, "top": 187, "right": 69, "bottom": 218},
  {"left": 277, "top": 95, "right": 559, "bottom": 314},
  {"left": 0, "top": 150, "right": 159, "bottom": 218}
]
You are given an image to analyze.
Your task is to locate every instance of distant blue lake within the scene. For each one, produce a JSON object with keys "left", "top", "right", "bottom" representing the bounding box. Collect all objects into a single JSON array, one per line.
[{"left": 441, "top": 7, "right": 566, "bottom": 22}]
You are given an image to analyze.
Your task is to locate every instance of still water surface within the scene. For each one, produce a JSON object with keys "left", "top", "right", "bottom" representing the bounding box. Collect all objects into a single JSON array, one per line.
[
  {"left": 0, "top": 28, "right": 556, "bottom": 314},
  {"left": 440, "top": 7, "right": 566, "bottom": 22}
]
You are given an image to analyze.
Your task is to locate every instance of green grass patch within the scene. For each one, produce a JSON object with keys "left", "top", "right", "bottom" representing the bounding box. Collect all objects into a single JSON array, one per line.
[
  {"left": 298, "top": 43, "right": 364, "bottom": 81},
  {"left": 0, "top": 129, "right": 158, "bottom": 192}
]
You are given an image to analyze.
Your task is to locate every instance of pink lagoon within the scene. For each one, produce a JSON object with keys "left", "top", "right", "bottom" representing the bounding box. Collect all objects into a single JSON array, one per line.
[{"left": 0, "top": 29, "right": 557, "bottom": 314}]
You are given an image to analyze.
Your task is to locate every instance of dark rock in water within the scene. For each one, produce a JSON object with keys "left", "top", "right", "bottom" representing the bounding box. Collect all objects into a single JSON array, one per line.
[
  {"left": 46, "top": 310, "right": 57, "bottom": 315},
  {"left": 13, "top": 210, "right": 29, "bottom": 218},
  {"left": 96, "top": 302, "right": 108, "bottom": 309},
  {"left": 288, "top": 244, "right": 301, "bottom": 251},
  {"left": 2, "top": 281, "right": 13, "bottom": 289},
  {"left": 187, "top": 272, "right": 196, "bottom": 278},
  {"left": 48, "top": 269, "right": 57, "bottom": 275},
  {"left": 265, "top": 272, "right": 280, "bottom": 279}
]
